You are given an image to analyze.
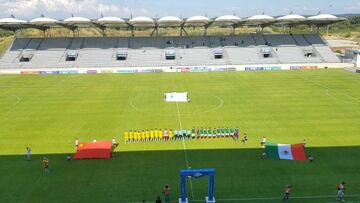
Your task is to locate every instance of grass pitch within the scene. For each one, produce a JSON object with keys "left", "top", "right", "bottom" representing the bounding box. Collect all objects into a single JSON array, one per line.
[{"left": 0, "top": 69, "right": 360, "bottom": 203}]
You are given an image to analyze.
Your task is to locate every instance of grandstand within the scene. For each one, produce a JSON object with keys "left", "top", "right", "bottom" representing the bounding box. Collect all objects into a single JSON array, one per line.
[
  {"left": 0, "top": 34, "right": 342, "bottom": 69},
  {"left": 0, "top": 13, "right": 349, "bottom": 72}
]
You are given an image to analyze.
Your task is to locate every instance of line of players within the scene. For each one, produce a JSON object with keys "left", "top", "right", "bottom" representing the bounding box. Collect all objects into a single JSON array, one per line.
[{"left": 124, "top": 127, "right": 241, "bottom": 143}]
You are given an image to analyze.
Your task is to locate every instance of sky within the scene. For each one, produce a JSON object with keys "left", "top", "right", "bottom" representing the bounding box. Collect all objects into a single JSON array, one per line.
[{"left": 0, "top": 0, "right": 359, "bottom": 20}]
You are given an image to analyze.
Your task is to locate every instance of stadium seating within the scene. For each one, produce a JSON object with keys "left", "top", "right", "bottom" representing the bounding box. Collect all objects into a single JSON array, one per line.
[{"left": 0, "top": 34, "right": 341, "bottom": 69}]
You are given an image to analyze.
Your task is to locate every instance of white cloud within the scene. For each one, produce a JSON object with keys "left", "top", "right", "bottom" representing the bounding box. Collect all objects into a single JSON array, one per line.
[{"left": 0, "top": 0, "right": 123, "bottom": 17}]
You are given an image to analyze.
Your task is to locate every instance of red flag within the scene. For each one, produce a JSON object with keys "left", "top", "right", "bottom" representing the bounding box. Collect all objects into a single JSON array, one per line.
[{"left": 74, "top": 141, "right": 113, "bottom": 160}]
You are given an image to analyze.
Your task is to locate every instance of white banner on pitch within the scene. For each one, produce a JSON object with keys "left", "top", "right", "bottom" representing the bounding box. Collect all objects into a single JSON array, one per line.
[{"left": 165, "top": 92, "right": 189, "bottom": 102}]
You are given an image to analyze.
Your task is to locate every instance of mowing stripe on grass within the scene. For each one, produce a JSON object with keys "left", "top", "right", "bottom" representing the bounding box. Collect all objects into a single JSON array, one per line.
[{"left": 172, "top": 78, "right": 195, "bottom": 200}]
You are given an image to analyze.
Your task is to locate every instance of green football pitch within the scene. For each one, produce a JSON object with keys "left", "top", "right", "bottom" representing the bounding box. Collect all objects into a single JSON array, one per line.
[{"left": 0, "top": 69, "right": 360, "bottom": 203}]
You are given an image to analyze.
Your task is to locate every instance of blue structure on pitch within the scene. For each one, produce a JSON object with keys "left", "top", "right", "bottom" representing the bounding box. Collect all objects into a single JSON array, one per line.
[{"left": 179, "top": 168, "right": 215, "bottom": 203}]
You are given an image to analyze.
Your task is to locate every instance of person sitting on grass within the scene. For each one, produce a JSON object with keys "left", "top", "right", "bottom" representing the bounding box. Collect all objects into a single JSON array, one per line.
[
  {"left": 66, "top": 155, "right": 72, "bottom": 162},
  {"left": 308, "top": 155, "right": 314, "bottom": 162},
  {"left": 261, "top": 152, "right": 267, "bottom": 159}
]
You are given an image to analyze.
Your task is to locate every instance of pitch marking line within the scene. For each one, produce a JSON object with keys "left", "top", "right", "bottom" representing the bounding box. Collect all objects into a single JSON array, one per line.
[
  {"left": 172, "top": 78, "right": 195, "bottom": 201},
  {"left": 122, "top": 194, "right": 360, "bottom": 203}
]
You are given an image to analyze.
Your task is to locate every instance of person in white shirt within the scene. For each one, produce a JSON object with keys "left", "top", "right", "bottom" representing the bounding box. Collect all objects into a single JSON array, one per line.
[
  {"left": 261, "top": 136, "right": 266, "bottom": 147},
  {"left": 112, "top": 138, "right": 118, "bottom": 147},
  {"left": 26, "top": 147, "right": 31, "bottom": 161},
  {"left": 75, "top": 138, "right": 79, "bottom": 147},
  {"left": 93, "top": 138, "right": 97, "bottom": 143}
]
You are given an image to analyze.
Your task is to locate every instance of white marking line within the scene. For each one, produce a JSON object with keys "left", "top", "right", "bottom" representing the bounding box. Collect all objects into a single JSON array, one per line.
[
  {"left": 188, "top": 194, "right": 360, "bottom": 202},
  {"left": 172, "top": 79, "right": 195, "bottom": 201}
]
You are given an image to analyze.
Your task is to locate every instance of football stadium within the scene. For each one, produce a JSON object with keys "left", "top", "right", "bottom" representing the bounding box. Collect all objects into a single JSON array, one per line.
[{"left": 1, "top": 1, "right": 360, "bottom": 202}]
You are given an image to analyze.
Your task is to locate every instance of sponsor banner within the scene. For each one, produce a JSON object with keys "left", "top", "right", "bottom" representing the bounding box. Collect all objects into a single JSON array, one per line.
[
  {"left": 87, "top": 70, "right": 97, "bottom": 74},
  {"left": 140, "top": 69, "right": 163, "bottom": 73},
  {"left": 356, "top": 69, "right": 360, "bottom": 73},
  {"left": 100, "top": 70, "right": 114, "bottom": 73},
  {"left": 21, "top": 71, "right": 40, "bottom": 75},
  {"left": 59, "top": 70, "right": 79, "bottom": 74},
  {"left": 211, "top": 67, "right": 237, "bottom": 72},
  {"left": 115, "top": 69, "right": 138, "bottom": 73},
  {"left": 302, "top": 66, "right": 318, "bottom": 70},
  {"left": 290, "top": 66, "right": 318, "bottom": 70},
  {"left": 39, "top": 70, "right": 60, "bottom": 74},
  {"left": 190, "top": 67, "right": 210, "bottom": 72},
  {"left": 177, "top": 67, "right": 190, "bottom": 72},
  {"left": 245, "top": 67, "right": 263, "bottom": 71},
  {"left": 290, "top": 66, "right": 302, "bottom": 70},
  {"left": 245, "top": 66, "right": 282, "bottom": 71}
]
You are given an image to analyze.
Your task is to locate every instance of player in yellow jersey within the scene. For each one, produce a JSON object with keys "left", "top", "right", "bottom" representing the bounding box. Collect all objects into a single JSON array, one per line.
[
  {"left": 158, "top": 129, "right": 163, "bottom": 141},
  {"left": 150, "top": 130, "right": 154, "bottom": 141},
  {"left": 169, "top": 129, "right": 174, "bottom": 141},
  {"left": 141, "top": 130, "right": 146, "bottom": 142},
  {"left": 129, "top": 130, "right": 133, "bottom": 142},
  {"left": 136, "top": 131, "right": 141, "bottom": 142},
  {"left": 124, "top": 131, "right": 129, "bottom": 143},
  {"left": 143, "top": 130, "right": 148, "bottom": 141},
  {"left": 135, "top": 131, "right": 139, "bottom": 142},
  {"left": 154, "top": 129, "right": 159, "bottom": 141},
  {"left": 145, "top": 130, "right": 150, "bottom": 141}
]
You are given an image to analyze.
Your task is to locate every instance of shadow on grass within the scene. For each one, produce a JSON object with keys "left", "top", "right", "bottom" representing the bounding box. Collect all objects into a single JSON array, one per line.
[{"left": 0, "top": 146, "right": 360, "bottom": 203}]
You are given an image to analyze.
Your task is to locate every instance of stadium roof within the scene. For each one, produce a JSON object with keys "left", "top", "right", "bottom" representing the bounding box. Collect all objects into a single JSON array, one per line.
[
  {"left": 214, "top": 15, "right": 242, "bottom": 26},
  {"left": 30, "top": 17, "right": 58, "bottom": 25},
  {"left": 0, "top": 17, "right": 27, "bottom": 24},
  {"left": 307, "top": 13, "right": 346, "bottom": 25},
  {"left": 0, "top": 13, "right": 346, "bottom": 32},
  {"left": 158, "top": 16, "right": 183, "bottom": 26},
  {"left": 63, "top": 16, "right": 91, "bottom": 23},
  {"left": 129, "top": 16, "right": 155, "bottom": 27},
  {"left": 245, "top": 14, "right": 275, "bottom": 26},
  {"left": 185, "top": 16, "right": 210, "bottom": 26}
]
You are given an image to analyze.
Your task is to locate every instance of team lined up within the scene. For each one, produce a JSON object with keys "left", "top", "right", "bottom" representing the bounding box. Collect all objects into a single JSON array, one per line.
[{"left": 124, "top": 127, "right": 244, "bottom": 143}]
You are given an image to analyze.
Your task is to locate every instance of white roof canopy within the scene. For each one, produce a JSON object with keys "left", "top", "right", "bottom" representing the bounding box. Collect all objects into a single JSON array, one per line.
[
  {"left": 0, "top": 17, "right": 27, "bottom": 24},
  {"left": 248, "top": 14, "right": 274, "bottom": 20},
  {"left": 63, "top": 17, "right": 91, "bottom": 24},
  {"left": 158, "top": 16, "right": 182, "bottom": 26},
  {"left": 30, "top": 17, "right": 58, "bottom": 25},
  {"left": 308, "top": 14, "right": 338, "bottom": 20},
  {"left": 97, "top": 16, "right": 125, "bottom": 23},
  {"left": 129, "top": 16, "right": 155, "bottom": 27},
  {"left": 278, "top": 14, "right": 305, "bottom": 20},
  {"left": 185, "top": 16, "right": 210, "bottom": 26},
  {"left": 214, "top": 15, "right": 242, "bottom": 26}
]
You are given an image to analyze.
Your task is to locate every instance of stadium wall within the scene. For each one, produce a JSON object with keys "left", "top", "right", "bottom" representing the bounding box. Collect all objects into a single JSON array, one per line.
[{"left": 0, "top": 63, "right": 353, "bottom": 75}]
